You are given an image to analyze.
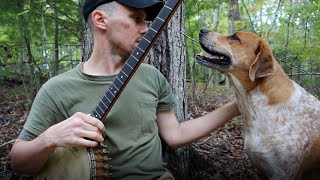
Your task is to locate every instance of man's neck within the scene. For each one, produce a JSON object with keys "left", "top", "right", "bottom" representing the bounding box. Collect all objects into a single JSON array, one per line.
[
  {"left": 83, "top": 32, "right": 127, "bottom": 76},
  {"left": 83, "top": 54, "right": 125, "bottom": 76}
]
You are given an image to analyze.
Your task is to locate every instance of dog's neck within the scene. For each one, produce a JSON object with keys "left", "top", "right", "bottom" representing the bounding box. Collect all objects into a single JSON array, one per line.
[
  {"left": 231, "top": 60, "right": 294, "bottom": 105},
  {"left": 258, "top": 61, "right": 294, "bottom": 105},
  {"left": 230, "top": 61, "right": 294, "bottom": 134}
]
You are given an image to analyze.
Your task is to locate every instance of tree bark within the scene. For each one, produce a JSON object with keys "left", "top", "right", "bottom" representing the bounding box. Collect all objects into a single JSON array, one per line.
[
  {"left": 53, "top": 3, "right": 59, "bottom": 76},
  {"left": 212, "top": 0, "right": 221, "bottom": 87},
  {"left": 17, "top": 1, "right": 26, "bottom": 67},
  {"left": 145, "top": 2, "right": 189, "bottom": 179},
  {"left": 41, "top": 4, "right": 51, "bottom": 79},
  {"left": 82, "top": 23, "right": 93, "bottom": 62},
  {"left": 186, "top": 8, "right": 197, "bottom": 103},
  {"left": 226, "top": 0, "right": 240, "bottom": 88}
]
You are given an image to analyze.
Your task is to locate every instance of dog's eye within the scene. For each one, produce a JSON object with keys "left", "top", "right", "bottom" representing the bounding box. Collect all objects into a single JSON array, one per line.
[{"left": 230, "top": 33, "right": 240, "bottom": 41}]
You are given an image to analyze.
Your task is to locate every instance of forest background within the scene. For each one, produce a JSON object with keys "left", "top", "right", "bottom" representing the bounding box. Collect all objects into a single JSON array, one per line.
[
  {"left": 1, "top": 0, "right": 319, "bottom": 102},
  {"left": 0, "top": 0, "right": 319, "bottom": 179}
]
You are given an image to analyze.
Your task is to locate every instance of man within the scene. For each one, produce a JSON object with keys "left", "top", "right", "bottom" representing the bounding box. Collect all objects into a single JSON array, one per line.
[{"left": 10, "top": 0, "right": 240, "bottom": 179}]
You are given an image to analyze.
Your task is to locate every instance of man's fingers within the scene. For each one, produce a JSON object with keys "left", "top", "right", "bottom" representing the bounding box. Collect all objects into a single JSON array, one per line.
[
  {"left": 82, "top": 124, "right": 102, "bottom": 136},
  {"left": 78, "top": 130, "right": 104, "bottom": 143},
  {"left": 81, "top": 113, "right": 105, "bottom": 133},
  {"left": 79, "top": 138, "right": 99, "bottom": 147}
]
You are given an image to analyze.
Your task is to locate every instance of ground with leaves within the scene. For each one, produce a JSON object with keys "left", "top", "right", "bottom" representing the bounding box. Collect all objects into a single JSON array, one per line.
[
  {"left": 0, "top": 80, "right": 259, "bottom": 179},
  {"left": 186, "top": 84, "right": 259, "bottom": 179},
  {"left": 0, "top": 80, "right": 30, "bottom": 180}
]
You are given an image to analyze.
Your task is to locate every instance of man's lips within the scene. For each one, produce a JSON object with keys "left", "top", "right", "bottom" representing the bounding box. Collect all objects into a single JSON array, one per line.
[{"left": 136, "top": 37, "right": 142, "bottom": 43}]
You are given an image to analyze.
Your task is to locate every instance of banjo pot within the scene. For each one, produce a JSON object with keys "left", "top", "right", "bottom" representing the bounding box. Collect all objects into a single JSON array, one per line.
[{"left": 36, "top": 143, "right": 110, "bottom": 180}]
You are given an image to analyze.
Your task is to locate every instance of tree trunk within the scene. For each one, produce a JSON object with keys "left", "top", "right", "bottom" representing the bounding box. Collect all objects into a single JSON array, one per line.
[
  {"left": 283, "top": 0, "right": 293, "bottom": 73},
  {"left": 82, "top": 23, "right": 93, "bottom": 62},
  {"left": 226, "top": 0, "right": 240, "bottom": 88},
  {"left": 41, "top": 4, "right": 51, "bottom": 79},
  {"left": 186, "top": 10, "right": 197, "bottom": 103},
  {"left": 17, "top": 1, "right": 34, "bottom": 77},
  {"left": 17, "top": 1, "right": 25, "bottom": 67},
  {"left": 228, "top": 0, "right": 240, "bottom": 38},
  {"left": 212, "top": 0, "right": 221, "bottom": 87},
  {"left": 145, "top": 2, "right": 189, "bottom": 179},
  {"left": 53, "top": 3, "right": 59, "bottom": 76}
]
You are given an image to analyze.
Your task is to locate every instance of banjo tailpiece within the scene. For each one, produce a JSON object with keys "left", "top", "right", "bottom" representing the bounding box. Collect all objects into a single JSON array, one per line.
[{"left": 88, "top": 143, "right": 111, "bottom": 179}]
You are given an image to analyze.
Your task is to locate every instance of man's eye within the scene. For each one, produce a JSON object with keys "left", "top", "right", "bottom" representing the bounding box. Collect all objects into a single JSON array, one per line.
[
  {"left": 132, "top": 16, "right": 141, "bottom": 22},
  {"left": 133, "top": 17, "right": 138, "bottom": 20},
  {"left": 230, "top": 33, "right": 240, "bottom": 41}
]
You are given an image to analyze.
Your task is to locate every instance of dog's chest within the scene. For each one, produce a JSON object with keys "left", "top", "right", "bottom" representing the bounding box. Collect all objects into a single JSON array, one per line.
[{"left": 235, "top": 82, "right": 320, "bottom": 167}]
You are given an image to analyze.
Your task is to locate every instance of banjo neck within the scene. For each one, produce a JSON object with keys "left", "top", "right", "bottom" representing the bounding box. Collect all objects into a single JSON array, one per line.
[{"left": 91, "top": 0, "right": 183, "bottom": 121}]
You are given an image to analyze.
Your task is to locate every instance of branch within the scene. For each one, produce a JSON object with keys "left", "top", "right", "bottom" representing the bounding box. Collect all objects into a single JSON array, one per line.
[
  {"left": 292, "top": 17, "right": 308, "bottom": 61},
  {"left": 240, "top": 0, "right": 257, "bottom": 34},
  {"left": 278, "top": 59, "right": 320, "bottom": 76},
  {"left": 283, "top": 1, "right": 293, "bottom": 62},
  {"left": 32, "top": 11, "right": 81, "bottom": 39},
  {"left": 287, "top": 73, "right": 320, "bottom": 76},
  {"left": 267, "top": 0, "right": 282, "bottom": 40},
  {"left": 0, "top": 139, "right": 15, "bottom": 148},
  {"left": 278, "top": 59, "right": 308, "bottom": 74}
]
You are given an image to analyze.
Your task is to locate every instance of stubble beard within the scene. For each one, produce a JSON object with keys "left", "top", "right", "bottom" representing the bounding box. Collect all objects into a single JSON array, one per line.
[
  {"left": 108, "top": 31, "right": 134, "bottom": 62},
  {"left": 110, "top": 45, "right": 130, "bottom": 63}
]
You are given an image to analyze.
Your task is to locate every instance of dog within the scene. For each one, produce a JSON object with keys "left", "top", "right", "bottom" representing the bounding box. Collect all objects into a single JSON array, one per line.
[{"left": 196, "top": 29, "right": 320, "bottom": 179}]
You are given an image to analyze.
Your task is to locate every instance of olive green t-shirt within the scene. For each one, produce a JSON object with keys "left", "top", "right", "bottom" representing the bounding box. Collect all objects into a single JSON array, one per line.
[{"left": 23, "top": 63, "right": 176, "bottom": 179}]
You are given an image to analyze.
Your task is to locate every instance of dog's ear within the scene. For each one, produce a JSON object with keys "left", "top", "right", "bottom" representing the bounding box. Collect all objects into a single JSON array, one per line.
[{"left": 249, "top": 40, "right": 275, "bottom": 82}]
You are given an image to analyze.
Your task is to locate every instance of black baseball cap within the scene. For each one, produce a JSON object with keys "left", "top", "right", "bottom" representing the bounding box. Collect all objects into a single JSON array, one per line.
[{"left": 83, "top": 0, "right": 164, "bottom": 22}]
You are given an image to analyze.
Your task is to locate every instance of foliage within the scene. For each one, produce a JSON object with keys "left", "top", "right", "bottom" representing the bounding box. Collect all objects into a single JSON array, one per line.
[
  {"left": 185, "top": 0, "right": 320, "bottom": 94},
  {"left": 0, "top": 0, "right": 83, "bottom": 79},
  {"left": 0, "top": 0, "right": 84, "bottom": 104}
]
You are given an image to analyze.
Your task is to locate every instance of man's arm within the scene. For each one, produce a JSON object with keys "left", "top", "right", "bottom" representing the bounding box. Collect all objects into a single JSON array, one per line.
[
  {"left": 156, "top": 101, "right": 240, "bottom": 149},
  {"left": 10, "top": 112, "right": 105, "bottom": 175}
]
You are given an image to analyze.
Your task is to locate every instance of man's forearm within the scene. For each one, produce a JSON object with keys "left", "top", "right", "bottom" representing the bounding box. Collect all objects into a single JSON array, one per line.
[
  {"left": 175, "top": 101, "right": 240, "bottom": 148},
  {"left": 10, "top": 136, "right": 55, "bottom": 175}
]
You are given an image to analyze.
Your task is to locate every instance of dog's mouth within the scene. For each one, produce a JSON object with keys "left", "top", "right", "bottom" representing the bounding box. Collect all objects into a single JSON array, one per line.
[{"left": 196, "top": 41, "right": 231, "bottom": 68}]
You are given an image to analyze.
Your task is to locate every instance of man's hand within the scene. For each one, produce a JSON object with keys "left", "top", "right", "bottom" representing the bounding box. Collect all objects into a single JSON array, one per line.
[
  {"left": 10, "top": 112, "right": 105, "bottom": 174},
  {"left": 40, "top": 112, "right": 105, "bottom": 148}
]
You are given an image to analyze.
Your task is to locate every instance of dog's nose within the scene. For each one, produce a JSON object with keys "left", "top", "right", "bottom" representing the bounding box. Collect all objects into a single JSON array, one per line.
[{"left": 200, "top": 29, "right": 209, "bottom": 34}]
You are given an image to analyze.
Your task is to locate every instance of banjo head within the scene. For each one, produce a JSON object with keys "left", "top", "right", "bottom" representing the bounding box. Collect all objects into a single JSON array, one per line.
[{"left": 36, "top": 147, "right": 90, "bottom": 180}]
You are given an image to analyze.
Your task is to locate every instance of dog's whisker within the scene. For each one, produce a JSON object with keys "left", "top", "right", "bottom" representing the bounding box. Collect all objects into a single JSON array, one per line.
[
  {"left": 206, "top": 39, "right": 215, "bottom": 46},
  {"left": 202, "top": 38, "right": 214, "bottom": 47},
  {"left": 179, "top": 31, "right": 199, "bottom": 43}
]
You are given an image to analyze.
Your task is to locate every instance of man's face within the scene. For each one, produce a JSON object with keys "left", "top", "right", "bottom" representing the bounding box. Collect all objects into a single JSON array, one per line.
[{"left": 106, "top": 3, "right": 148, "bottom": 60}]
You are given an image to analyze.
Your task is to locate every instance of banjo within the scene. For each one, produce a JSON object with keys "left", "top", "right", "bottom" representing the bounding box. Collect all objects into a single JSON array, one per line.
[{"left": 36, "top": 0, "right": 183, "bottom": 179}]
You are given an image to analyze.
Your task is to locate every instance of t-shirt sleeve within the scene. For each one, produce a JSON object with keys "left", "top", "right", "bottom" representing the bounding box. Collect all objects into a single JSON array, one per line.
[
  {"left": 155, "top": 71, "right": 176, "bottom": 112},
  {"left": 23, "top": 85, "right": 62, "bottom": 136},
  {"left": 18, "top": 128, "right": 37, "bottom": 141}
]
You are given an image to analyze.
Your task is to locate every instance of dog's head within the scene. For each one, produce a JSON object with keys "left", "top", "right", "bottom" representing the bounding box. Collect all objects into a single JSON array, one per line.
[{"left": 196, "top": 29, "right": 276, "bottom": 89}]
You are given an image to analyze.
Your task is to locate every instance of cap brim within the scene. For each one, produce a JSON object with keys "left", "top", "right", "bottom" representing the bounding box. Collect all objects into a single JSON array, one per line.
[{"left": 117, "top": 0, "right": 163, "bottom": 21}]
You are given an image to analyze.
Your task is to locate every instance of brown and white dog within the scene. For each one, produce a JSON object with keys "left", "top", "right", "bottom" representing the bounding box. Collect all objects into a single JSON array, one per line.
[{"left": 196, "top": 29, "right": 320, "bottom": 179}]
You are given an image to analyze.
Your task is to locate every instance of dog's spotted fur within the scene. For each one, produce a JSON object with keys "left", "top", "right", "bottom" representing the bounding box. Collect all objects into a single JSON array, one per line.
[{"left": 196, "top": 30, "right": 320, "bottom": 179}]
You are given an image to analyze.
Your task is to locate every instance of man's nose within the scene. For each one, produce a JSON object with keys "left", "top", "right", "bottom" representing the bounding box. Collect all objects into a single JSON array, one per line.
[{"left": 140, "top": 22, "right": 148, "bottom": 34}]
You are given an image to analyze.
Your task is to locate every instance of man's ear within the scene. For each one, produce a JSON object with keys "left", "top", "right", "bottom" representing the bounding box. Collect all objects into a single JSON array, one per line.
[
  {"left": 92, "top": 10, "right": 108, "bottom": 30},
  {"left": 249, "top": 40, "right": 275, "bottom": 82}
]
